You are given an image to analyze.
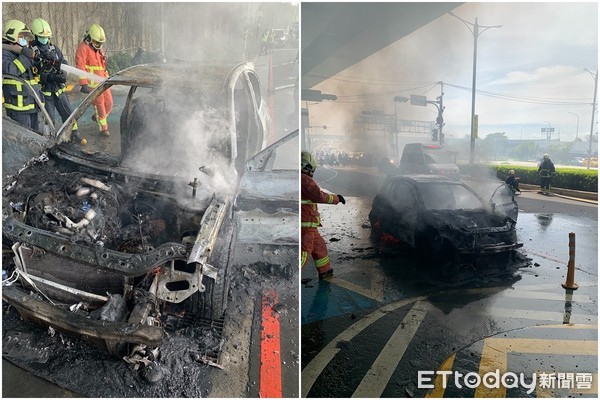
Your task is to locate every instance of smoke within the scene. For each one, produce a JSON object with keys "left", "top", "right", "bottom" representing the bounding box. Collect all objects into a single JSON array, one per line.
[{"left": 121, "top": 85, "right": 236, "bottom": 203}]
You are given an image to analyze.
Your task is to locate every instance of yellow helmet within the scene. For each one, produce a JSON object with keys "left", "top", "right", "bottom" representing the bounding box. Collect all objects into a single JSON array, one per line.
[
  {"left": 87, "top": 23, "right": 106, "bottom": 49},
  {"left": 30, "top": 18, "right": 52, "bottom": 38},
  {"left": 301, "top": 151, "right": 317, "bottom": 173},
  {"left": 3, "top": 19, "right": 32, "bottom": 44}
]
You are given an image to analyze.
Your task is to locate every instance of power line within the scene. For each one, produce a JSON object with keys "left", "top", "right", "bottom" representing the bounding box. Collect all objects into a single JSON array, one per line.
[{"left": 444, "top": 82, "right": 591, "bottom": 106}]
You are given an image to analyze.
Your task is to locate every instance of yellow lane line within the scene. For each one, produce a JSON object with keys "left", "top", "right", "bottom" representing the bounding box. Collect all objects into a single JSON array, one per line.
[
  {"left": 475, "top": 338, "right": 597, "bottom": 398},
  {"left": 425, "top": 353, "right": 457, "bottom": 398},
  {"left": 352, "top": 301, "right": 428, "bottom": 397},
  {"left": 540, "top": 323, "right": 598, "bottom": 329}
]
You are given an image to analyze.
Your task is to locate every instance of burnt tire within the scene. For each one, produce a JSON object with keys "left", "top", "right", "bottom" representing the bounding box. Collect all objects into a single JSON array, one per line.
[{"left": 200, "top": 225, "right": 235, "bottom": 320}]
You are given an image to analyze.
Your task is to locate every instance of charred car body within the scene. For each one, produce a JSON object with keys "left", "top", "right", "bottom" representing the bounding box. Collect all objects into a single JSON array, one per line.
[
  {"left": 2, "top": 63, "right": 298, "bottom": 356},
  {"left": 369, "top": 175, "right": 522, "bottom": 264}
]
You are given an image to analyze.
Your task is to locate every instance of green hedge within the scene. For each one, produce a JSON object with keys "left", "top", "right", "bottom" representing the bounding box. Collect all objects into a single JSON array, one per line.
[{"left": 460, "top": 164, "right": 598, "bottom": 193}]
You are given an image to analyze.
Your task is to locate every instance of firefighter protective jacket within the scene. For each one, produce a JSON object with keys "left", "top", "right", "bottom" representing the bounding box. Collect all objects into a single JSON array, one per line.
[
  {"left": 301, "top": 173, "right": 341, "bottom": 228},
  {"left": 75, "top": 41, "right": 108, "bottom": 88},
  {"left": 538, "top": 159, "right": 556, "bottom": 177},
  {"left": 2, "top": 46, "right": 42, "bottom": 113}
]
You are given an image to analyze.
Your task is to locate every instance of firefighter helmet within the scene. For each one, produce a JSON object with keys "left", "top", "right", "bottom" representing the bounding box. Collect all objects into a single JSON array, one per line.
[
  {"left": 509, "top": 170, "right": 515, "bottom": 175},
  {"left": 301, "top": 151, "right": 317, "bottom": 173},
  {"left": 543, "top": 154, "right": 550, "bottom": 160},
  {"left": 87, "top": 24, "right": 106, "bottom": 49},
  {"left": 30, "top": 18, "right": 52, "bottom": 38},
  {"left": 3, "top": 20, "right": 31, "bottom": 44}
]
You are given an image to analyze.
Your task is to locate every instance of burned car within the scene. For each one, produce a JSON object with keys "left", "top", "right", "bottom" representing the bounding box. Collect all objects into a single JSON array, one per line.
[
  {"left": 369, "top": 175, "right": 522, "bottom": 264},
  {"left": 2, "top": 63, "right": 297, "bottom": 356}
]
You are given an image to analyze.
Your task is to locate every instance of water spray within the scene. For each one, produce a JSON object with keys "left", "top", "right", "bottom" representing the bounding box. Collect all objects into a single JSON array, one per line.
[{"left": 61, "top": 64, "right": 107, "bottom": 86}]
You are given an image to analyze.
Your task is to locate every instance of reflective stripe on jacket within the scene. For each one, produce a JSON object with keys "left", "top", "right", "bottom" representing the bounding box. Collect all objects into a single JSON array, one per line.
[
  {"left": 2, "top": 48, "right": 41, "bottom": 112},
  {"left": 75, "top": 41, "right": 108, "bottom": 88},
  {"left": 301, "top": 173, "right": 340, "bottom": 228}
]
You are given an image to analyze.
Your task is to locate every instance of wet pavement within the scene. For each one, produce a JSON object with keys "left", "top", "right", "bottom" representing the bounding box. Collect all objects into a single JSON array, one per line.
[{"left": 301, "top": 179, "right": 598, "bottom": 397}]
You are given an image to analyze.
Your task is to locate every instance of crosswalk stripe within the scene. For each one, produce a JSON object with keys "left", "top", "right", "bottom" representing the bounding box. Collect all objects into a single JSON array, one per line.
[
  {"left": 352, "top": 301, "right": 428, "bottom": 398},
  {"left": 301, "top": 296, "right": 428, "bottom": 397}
]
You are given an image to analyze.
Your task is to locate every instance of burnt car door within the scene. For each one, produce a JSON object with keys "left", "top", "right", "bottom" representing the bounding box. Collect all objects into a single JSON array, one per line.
[
  {"left": 231, "top": 67, "right": 269, "bottom": 173},
  {"left": 233, "top": 129, "right": 299, "bottom": 270},
  {"left": 373, "top": 179, "right": 419, "bottom": 246},
  {"left": 489, "top": 183, "right": 519, "bottom": 222},
  {"left": 2, "top": 75, "right": 56, "bottom": 176}
]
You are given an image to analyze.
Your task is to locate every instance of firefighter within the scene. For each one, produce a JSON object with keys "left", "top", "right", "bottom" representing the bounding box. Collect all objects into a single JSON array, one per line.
[
  {"left": 505, "top": 169, "right": 520, "bottom": 193},
  {"left": 2, "top": 20, "right": 42, "bottom": 130},
  {"left": 301, "top": 151, "right": 346, "bottom": 279},
  {"left": 30, "top": 18, "right": 82, "bottom": 143},
  {"left": 75, "top": 23, "right": 112, "bottom": 137},
  {"left": 538, "top": 154, "right": 556, "bottom": 194}
]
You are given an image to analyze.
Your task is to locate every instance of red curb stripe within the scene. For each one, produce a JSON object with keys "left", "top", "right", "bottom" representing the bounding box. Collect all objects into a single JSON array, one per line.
[{"left": 260, "top": 289, "right": 282, "bottom": 398}]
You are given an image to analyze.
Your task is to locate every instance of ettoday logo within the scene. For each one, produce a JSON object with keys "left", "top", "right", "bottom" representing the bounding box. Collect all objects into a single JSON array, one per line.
[{"left": 419, "top": 370, "right": 594, "bottom": 394}]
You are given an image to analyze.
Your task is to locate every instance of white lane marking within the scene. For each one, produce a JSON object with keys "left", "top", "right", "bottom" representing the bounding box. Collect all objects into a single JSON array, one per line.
[
  {"left": 449, "top": 287, "right": 594, "bottom": 303},
  {"left": 498, "top": 290, "right": 594, "bottom": 303},
  {"left": 465, "top": 304, "right": 598, "bottom": 324},
  {"left": 329, "top": 267, "right": 385, "bottom": 302},
  {"left": 352, "top": 301, "right": 428, "bottom": 398},
  {"left": 316, "top": 166, "right": 338, "bottom": 184},
  {"left": 301, "top": 296, "right": 428, "bottom": 397}
]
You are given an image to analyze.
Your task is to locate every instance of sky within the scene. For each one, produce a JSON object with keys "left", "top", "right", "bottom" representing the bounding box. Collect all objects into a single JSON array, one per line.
[{"left": 309, "top": 1, "right": 599, "bottom": 144}]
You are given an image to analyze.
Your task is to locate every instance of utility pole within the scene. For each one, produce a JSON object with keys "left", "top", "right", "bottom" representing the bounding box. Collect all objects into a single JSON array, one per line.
[
  {"left": 437, "top": 81, "right": 445, "bottom": 146},
  {"left": 449, "top": 12, "right": 501, "bottom": 165},
  {"left": 585, "top": 69, "right": 598, "bottom": 169}
]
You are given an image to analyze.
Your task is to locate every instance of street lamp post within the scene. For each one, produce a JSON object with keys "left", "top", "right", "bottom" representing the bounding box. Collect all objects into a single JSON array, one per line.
[
  {"left": 568, "top": 112, "right": 580, "bottom": 140},
  {"left": 584, "top": 69, "right": 598, "bottom": 170},
  {"left": 449, "top": 12, "right": 501, "bottom": 165}
]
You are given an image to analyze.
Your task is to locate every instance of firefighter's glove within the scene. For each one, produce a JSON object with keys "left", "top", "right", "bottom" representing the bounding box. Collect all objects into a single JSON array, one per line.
[
  {"left": 337, "top": 194, "right": 346, "bottom": 205},
  {"left": 45, "top": 58, "right": 61, "bottom": 71},
  {"left": 80, "top": 84, "right": 92, "bottom": 93},
  {"left": 40, "top": 73, "right": 53, "bottom": 84},
  {"left": 55, "top": 70, "right": 67, "bottom": 83}
]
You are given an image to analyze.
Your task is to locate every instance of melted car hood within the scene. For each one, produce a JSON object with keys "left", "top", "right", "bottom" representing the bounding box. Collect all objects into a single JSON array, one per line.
[{"left": 425, "top": 209, "right": 511, "bottom": 231}]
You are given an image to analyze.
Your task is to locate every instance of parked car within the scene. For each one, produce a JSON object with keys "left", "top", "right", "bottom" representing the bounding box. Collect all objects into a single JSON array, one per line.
[
  {"left": 369, "top": 175, "right": 522, "bottom": 264},
  {"left": 2, "top": 63, "right": 297, "bottom": 356},
  {"left": 398, "top": 143, "right": 460, "bottom": 179}
]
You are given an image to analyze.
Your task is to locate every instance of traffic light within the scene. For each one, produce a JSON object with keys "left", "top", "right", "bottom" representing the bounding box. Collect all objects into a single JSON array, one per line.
[{"left": 431, "top": 128, "right": 439, "bottom": 142}]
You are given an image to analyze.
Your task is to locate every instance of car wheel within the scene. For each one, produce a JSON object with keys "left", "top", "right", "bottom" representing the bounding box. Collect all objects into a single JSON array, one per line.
[{"left": 200, "top": 224, "right": 235, "bottom": 320}]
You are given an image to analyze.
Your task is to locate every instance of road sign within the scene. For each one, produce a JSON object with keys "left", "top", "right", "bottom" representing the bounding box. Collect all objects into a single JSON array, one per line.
[{"left": 410, "top": 94, "right": 428, "bottom": 106}]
